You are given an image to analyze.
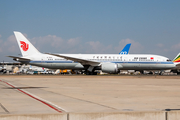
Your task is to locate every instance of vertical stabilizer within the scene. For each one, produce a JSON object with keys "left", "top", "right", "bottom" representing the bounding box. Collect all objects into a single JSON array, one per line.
[
  {"left": 14, "top": 31, "right": 41, "bottom": 57},
  {"left": 119, "top": 43, "right": 131, "bottom": 54},
  {"left": 173, "top": 53, "right": 180, "bottom": 63}
]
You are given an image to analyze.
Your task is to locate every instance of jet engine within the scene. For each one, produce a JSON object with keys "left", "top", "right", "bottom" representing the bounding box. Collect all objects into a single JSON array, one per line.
[
  {"left": 13, "top": 58, "right": 19, "bottom": 61},
  {"left": 101, "top": 63, "right": 120, "bottom": 74}
]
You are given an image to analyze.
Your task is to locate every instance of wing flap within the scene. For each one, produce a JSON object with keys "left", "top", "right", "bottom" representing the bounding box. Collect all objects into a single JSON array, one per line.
[{"left": 7, "top": 56, "right": 30, "bottom": 61}]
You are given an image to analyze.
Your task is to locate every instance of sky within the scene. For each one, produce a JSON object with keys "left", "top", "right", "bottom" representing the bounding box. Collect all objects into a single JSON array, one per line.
[{"left": 0, "top": 0, "right": 180, "bottom": 62}]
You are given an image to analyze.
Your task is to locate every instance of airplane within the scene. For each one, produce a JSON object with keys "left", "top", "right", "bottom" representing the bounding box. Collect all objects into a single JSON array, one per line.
[
  {"left": 170, "top": 54, "right": 180, "bottom": 74},
  {"left": 8, "top": 31, "right": 179, "bottom": 75},
  {"left": 119, "top": 43, "right": 131, "bottom": 55},
  {"left": 0, "top": 61, "right": 7, "bottom": 73},
  {"left": 0, "top": 66, "right": 6, "bottom": 73}
]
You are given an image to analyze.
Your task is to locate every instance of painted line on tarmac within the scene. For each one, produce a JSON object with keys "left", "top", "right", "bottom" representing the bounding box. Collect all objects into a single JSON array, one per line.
[
  {"left": 0, "top": 103, "right": 9, "bottom": 113},
  {"left": 0, "top": 80, "right": 66, "bottom": 113},
  {"left": 47, "top": 90, "right": 118, "bottom": 110}
]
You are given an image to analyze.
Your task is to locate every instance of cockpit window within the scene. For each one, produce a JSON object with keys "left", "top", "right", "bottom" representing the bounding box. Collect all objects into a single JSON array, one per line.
[{"left": 167, "top": 59, "right": 171, "bottom": 61}]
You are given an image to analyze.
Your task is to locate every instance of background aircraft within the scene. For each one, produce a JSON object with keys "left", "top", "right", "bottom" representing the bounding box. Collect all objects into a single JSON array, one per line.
[{"left": 119, "top": 43, "right": 131, "bottom": 55}]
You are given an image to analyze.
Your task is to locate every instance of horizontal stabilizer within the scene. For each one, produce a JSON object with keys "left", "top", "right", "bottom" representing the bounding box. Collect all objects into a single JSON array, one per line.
[{"left": 7, "top": 56, "right": 30, "bottom": 61}]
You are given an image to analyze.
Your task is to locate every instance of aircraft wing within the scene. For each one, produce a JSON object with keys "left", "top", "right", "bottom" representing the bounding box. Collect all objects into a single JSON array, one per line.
[
  {"left": 7, "top": 56, "right": 30, "bottom": 61},
  {"left": 46, "top": 53, "right": 100, "bottom": 66}
]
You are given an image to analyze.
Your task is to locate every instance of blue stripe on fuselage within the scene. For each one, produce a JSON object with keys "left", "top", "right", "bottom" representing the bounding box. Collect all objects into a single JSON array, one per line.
[
  {"left": 113, "top": 61, "right": 174, "bottom": 64},
  {"left": 29, "top": 60, "right": 174, "bottom": 64}
]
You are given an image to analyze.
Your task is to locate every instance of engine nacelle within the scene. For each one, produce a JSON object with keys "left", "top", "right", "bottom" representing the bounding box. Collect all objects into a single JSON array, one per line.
[
  {"left": 13, "top": 58, "right": 19, "bottom": 61},
  {"left": 101, "top": 63, "right": 120, "bottom": 74}
]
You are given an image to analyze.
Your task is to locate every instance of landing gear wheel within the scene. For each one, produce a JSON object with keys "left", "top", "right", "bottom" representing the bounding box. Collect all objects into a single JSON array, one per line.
[{"left": 85, "top": 71, "right": 97, "bottom": 75}]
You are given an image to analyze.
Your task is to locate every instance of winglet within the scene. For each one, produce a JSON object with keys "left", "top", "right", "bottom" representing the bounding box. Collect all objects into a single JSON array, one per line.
[{"left": 119, "top": 43, "right": 131, "bottom": 54}]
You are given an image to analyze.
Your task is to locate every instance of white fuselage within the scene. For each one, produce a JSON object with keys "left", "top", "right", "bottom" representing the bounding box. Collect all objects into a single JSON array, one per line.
[{"left": 21, "top": 53, "right": 175, "bottom": 71}]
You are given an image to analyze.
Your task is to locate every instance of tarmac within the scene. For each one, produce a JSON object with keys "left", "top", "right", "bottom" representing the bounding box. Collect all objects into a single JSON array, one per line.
[{"left": 1, "top": 75, "right": 180, "bottom": 119}]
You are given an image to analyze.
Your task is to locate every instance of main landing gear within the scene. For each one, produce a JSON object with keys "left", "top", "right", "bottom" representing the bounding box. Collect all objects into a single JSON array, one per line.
[
  {"left": 85, "top": 71, "right": 98, "bottom": 75},
  {"left": 84, "top": 66, "right": 98, "bottom": 75}
]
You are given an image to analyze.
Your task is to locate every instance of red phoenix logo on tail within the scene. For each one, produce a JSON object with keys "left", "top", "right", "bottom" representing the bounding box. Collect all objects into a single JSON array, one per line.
[{"left": 20, "top": 41, "right": 29, "bottom": 51}]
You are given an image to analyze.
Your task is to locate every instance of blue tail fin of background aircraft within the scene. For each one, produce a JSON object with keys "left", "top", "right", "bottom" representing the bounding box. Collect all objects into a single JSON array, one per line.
[{"left": 119, "top": 43, "right": 131, "bottom": 55}]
